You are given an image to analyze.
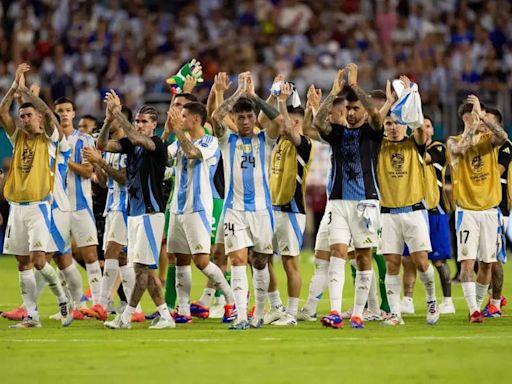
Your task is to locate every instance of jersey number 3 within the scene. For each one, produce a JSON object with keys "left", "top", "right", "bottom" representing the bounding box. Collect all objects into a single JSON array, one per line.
[{"left": 241, "top": 155, "right": 255, "bottom": 169}]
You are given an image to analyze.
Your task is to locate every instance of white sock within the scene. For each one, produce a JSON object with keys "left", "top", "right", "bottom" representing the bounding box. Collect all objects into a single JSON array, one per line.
[
  {"left": 268, "top": 290, "right": 283, "bottom": 309},
  {"left": 58, "top": 270, "right": 72, "bottom": 302},
  {"left": 418, "top": 264, "right": 436, "bottom": 302},
  {"left": 328, "top": 257, "right": 346, "bottom": 314},
  {"left": 121, "top": 305, "right": 136, "bottom": 324},
  {"left": 461, "top": 282, "right": 478, "bottom": 313},
  {"left": 157, "top": 303, "right": 171, "bottom": 320},
  {"left": 286, "top": 297, "right": 299, "bottom": 317},
  {"left": 176, "top": 265, "right": 192, "bottom": 316},
  {"left": 353, "top": 270, "right": 373, "bottom": 318},
  {"left": 253, "top": 265, "right": 270, "bottom": 319},
  {"left": 34, "top": 269, "right": 48, "bottom": 300},
  {"left": 120, "top": 264, "right": 140, "bottom": 311},
  {"left": 231, "top": 265, "right": 248, "bottom": 321},
  {"left": 201, "top": 262, "right": 234, "bottom": 304},
  {"left": 491, "top": 299, "right": 501, "bottom": 310},
  {"left": 61, "top": 263, "right": 84, "bottom": 309},
  {"left": 475, "top": 282, "right": 489, "bottom": 309},
  {"left": 85, "top": 261, "right": 102, "bottom": 305},
  {"left": 385, "top": 274, "right": 401, "bottom": 316},
  {"left": 99, "top": 259, "right": 119, "bottom": 308},
  {"left": 19, "top": 270, "right": 38, "bottom": 320},
  {"left": 198, "top": 288, "right": 216, "bottom": 307},
  {"left": 367, "top": 268, "right": 380, "bottom": 313},
  {"left": 303, "top": 258, "right": 329, "bottom": 315},
  {"left": 39, "top": 262, "right": 67, "bottom": 304}
]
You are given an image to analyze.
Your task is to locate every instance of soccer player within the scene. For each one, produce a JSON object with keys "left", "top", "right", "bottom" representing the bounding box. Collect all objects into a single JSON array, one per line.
[
  {"left": 80, "top": 112, "right": 143, "bottom": 322},
  {"left": 0, "top": 63, "right": 71, "bottom": 328},
  {"left": 483, "top": 107, "right": 510, "bottom": 318},
  {"left": 211, "top": 72, "right": 281, "bottom": 329},
  {"left": 266, "top": 82, "right": 313, "bottom": 326},
  {"left": 312, "top": 64, "right": 384, "bottom": 329},
  {"left": 447, "top": 96, "right": 507, "bottom": 322},
  {"left": 166, "top": 101, "right": 235, "bottom": 324},
  {"left": 78, "top": 115, "right": 97, "bottom": 135},
  {"left": 55, "top": 97, "right": 103, "bottom": 305},
  {"left": 400, "top": 116, "right": 455, "bottom": 315},
  {"left": 99, "top": 91, "right": 174, "bottom": 329}
]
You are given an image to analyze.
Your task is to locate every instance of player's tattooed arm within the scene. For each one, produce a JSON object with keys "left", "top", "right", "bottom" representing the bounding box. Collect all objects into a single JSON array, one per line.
[
  {"left": 211, "top": 72, "right": 248, "bottom": 138},
  {"left": 83, "top": 146, "right": 126, "bottom": 186},
  {"left": 467, "top": 95, "right": 507, "bottom": 147},
  {"left": 0, "top": 63, "right": 30, "bottom": 137},
  {"left": 258, "top": 74, "right": 282, "bottom": 130},
  {"left": 168, "top": 107, "right": 203, "bottom": 159},
  {"left": 96, "top": 114, "right": 123, "bottom": 153},
  {"left": 447, "top": 113, "right": 479, "bottom": 156},
  {"left": 379, "top": 80, "right": 396, "bottom": 121},
  {"left": 346, "top": 63, "right": 382, "bottom": 131},
  {"left": 314, "top": 69, "right": 344, "bottom": 136}
]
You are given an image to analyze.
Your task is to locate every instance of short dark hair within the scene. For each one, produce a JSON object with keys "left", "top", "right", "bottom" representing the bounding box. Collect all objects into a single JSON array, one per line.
[
  {"left": 121, "top": 105, "right": 133, "bottom": 122},
  {"left": 184, "top": 102, "right": 207, "bottom": 125},
  {"left": 369, "top": 89, "right": 386, "bottom": 101},
  {"left": 287, "top": 105, "right": 305, "bottom": 117},
  {"left": 345, "top": 88, "right": 359, "bottom": 103},
  {"left": 137, "top": 105, "right": 158, "bottom": 122},
  {"left": 54, "top": 97, "right": 75, "bottom": 110},
  {"left": 232, "top": 97, "right": 256, "bottom": 114},
  {"left": 484, "top": 107, "right": 502, "bottom": 124},
  {"left": 81, "top": 114, "right": 97, "bottom": 125},
  {"left": 332, "top": 96, "right": 346, "bottom": 107},
  {"left": 19, "top": 102, "right": 35, "bottom": 110},
  {"left": 175, "top": 93, "right": 198, "bottom": 102},
  {"left": 423, "top": 114, "right": 433, "bottom": 123}
]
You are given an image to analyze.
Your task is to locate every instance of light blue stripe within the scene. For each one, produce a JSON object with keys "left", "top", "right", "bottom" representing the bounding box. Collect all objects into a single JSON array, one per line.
[
  {"left": 224, "top": 135, "right": 237, "bottom": 210},
  {"left": 198, "top": 210, "right": 212, "bottom": 234},
  {"left": 38, "top": 203, "right": 52, "bottom": 232},
  {"left": 143, "top": 215, "right": 159, "bottom": 266},
  {"left": 177, "top": 154, "right": 188, "bottom": 214},
  {"left": 242, "top": 137, "right": 255, "bottom": 211},
  {"left": 258, "top": 133, "right": 272, "bottom": 211},
  {"left": 288, "top": 212, "right": 303, "bottom": 251},
  {"left": 455, "top": 210, "right": 463, "bottom": 233},
  {"left": 147, "top": 175, "right": 160, "bottom": 212},
  {"left": 192, "top": 159, "right": 204, "bottom": 212},
  {"left": 49, "top": 210, "right": 67, "bottom": 254},
  {"left": 84, "top": 206, "right": 96, "bottom": 223}
]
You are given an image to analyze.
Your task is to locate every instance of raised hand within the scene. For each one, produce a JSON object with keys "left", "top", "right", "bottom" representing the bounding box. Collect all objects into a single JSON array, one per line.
[
  {"left": 346, "top": 63, "right": 358, "bottom": 87},
  {"left": 386, "top": 80, "right": 396, "bottom": 104},
  {"left": 245, "top": 72, "right": 256, "bottom": 96},
  {"left": 279, "top": 82, "right": 293, "bottom": 102},
  {"left": 13, "top": 63, "right": 30, "bottom": 88},
  {"left": 213, "top": 72, "right": 232, "bottom": 93},
  {"left": 307, "top": 85, "right": 322, "bottom": 109},
  {"left": 104, "top": 89, "right": 122, "bottom": 118},
  {"left": 467, "top": 95, "right": 484, "bottom": 119},
  {"left": 399, "top": 75, "right": 411, "bottom": 90},
  {"left": 330, "top": 69, "right": 345, "bottom": 96},
  {"left": 167, "top": 107, "right": 183, "bottom": 131},
  {"left": 83, "top": 147, "right": 103, "bottom": 164},
  {"left": 182, "top": 75, "right": 196, "bottom": 93}
]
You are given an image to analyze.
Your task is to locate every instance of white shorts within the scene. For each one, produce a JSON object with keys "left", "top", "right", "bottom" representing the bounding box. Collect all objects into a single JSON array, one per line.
[
  {"left": 456, "top": 207, "right": 501, "bottom": 263},
  {"left": 128, "top": 213, "right": 165, "bottom": 267},
  {"left": 223, "top": 208, "right": 274, "bottom": 254},
  {"left": 167, "top": 211, "right": 212, "bottom": 255},
  {"left": 47, "top": 208, "right": 72, "bottom": 255},
  {"left": 273, "top": 211, "right": 306, "bottom": 256},
  {"left": 379, "top": 210, "right": 432, "bottom": 255},
  {"left": 103, "top": 210, "right": 128, "bottom": 251},
  {"left": 215, "top": 211, "right": 225, "bottom": 245},
  {"left": 3, "top": 202, "right": 51, "bottom": 256},
  {"left": 326, "top": 200, "right": 380, "bottom": 248},
  {"left": 314, "top": 201, "right": 331, "bottom": 252},
  {"left": 71, "top": 208, "right": 98, "bottom": 248}
]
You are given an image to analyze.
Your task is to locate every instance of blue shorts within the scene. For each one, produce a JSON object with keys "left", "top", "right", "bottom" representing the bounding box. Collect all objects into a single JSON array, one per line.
[{"left": 402, "top": 214, "right": 451, "bottom": 260}]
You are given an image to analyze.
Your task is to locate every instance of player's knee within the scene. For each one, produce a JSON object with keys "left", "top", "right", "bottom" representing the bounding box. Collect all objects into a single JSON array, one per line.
[
  {"left": 193, "top": 255, "right": 210, "bottom": 270},
  {"left": 251, "top": 255, "right": 268, "bottom": 270}
]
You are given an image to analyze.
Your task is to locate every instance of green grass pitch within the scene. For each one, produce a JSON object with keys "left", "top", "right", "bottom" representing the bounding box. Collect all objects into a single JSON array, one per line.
[{"left": 1, "top": 253, "right": 511, "bottom": 383}]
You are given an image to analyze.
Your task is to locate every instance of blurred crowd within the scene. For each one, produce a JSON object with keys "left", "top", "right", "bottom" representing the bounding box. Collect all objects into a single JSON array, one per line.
[{"left": 0, "top": 0, "right": 511, "bottom": 124}]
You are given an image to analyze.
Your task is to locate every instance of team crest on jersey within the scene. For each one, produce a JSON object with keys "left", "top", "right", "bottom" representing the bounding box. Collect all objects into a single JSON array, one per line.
[
  {"left": 471, "top": 155, "right": 483, "bottom": 173},
  {"left": 391, "top": 153, "right": 404, "bottom": 171}
]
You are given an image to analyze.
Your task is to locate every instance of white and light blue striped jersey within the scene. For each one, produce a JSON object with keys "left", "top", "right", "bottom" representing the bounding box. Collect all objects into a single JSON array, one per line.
[
  {"left": 65, "top": 129, "right": 94, "bottom": 211},
  {"left": 168, "top": 134, "right": 219, "bottom": 215},
  {"left": 219, "top": 130, "right": 276, "bottom": 212},
  {"left": 103, "top": 152, "right": 128, "bottom": 216},
  {"left": 51, "top": 136, "right": 72, "bottom": 211}
]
